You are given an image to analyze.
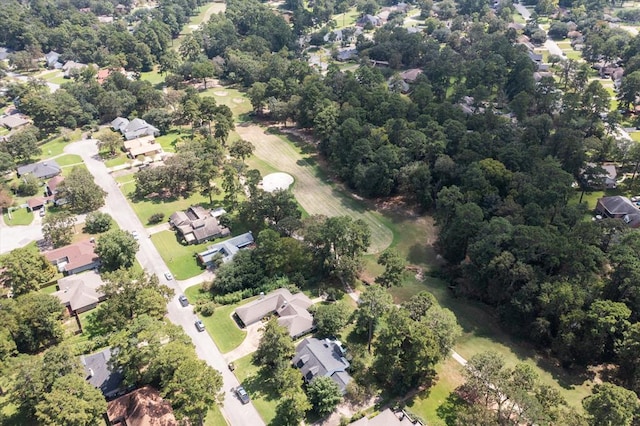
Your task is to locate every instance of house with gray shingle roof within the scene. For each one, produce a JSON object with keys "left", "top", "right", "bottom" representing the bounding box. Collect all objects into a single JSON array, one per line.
[
  {"left": 53, "top": 271, "right": 106, "bottom": 314},
  {"left": 170, "top": 206, "right": 230, "bottom": 244},
  {"left": 235, "top": 288, "right": 315, "bottom": 338},
  {"left": 81, "top": 347, "right": 124, "bottom": 399},
  {"left": 17, "top": 160, "right": 61, "bottom": 179},
  {"left": 596, "top": 196, "right": 640, "bottom": 228},
  {"left": 111, "top": 116, "right": 160, "bottom": 140},
  {"left": 293, "top": 337, "right": 351, "bottom": 393},
  {"left": 197, "top": 231, "right": 254, "bottom": 265}
]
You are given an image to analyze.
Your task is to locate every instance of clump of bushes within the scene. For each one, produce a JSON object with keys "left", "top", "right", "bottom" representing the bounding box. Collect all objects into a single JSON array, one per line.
[{"left": 148, "top": 212, "right": 165, "bottom": 224}]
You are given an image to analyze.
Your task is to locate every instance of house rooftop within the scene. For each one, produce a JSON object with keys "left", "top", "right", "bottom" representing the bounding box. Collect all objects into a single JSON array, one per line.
[
  {"left": 351, "top": 408, "right": 424, "bottom": 426},
  {"left": 235, "top": 288, "right": 314, "bottom": 338},
  {"left": 123, "top": 135, "right": 162, "bottom": 158},
  {"left": 17, "top": 160, "right": 61, "bottom": 179},
  {"left": 197, "top": 231, "right": 254, "bottom": 265},
  {"left": 44, "top": 239, "right": 99, "bottom": 273},
  {"left": 81, "top": 347, "right": 124, "bottom": 398},
  {"left": 107, "top": 386, "right": 177, "bottom": 425},
  {"left": 53, "top": 270, "right": 105, "bottom": 312},
  {"left": 293, "top": 337, "right": 351, "bottom": 393},
  {"left": 0, "top": 114, "right": 30, "bottom": 129}
]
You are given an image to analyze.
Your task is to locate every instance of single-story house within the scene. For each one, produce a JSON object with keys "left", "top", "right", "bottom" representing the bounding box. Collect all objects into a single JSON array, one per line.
[
  {"left": 46, "top": 175, "right": 64, "bottom": 196},
  {"left": 81, "top": 347, "right": 124, "bottom": 399},
  {"left": 97, "top": 67, "right": 125, "bottom": 84},
  {"left": 336, "top": 48, "right": 358, "bottom": 62},
  {"left": 235, "top": 288, "right": 314, "bottom": 338},
  {"left": 293, "top": 337, "right": 352, "bottom": 393},
  {"left": 27, "top": 196, "right": 48, "bottom": 211},
  {"left": 0, "top": 114, "right": 30, "bottom": 130},
  {"left": 53, "top": 271, "right": 107, "bottom": 315},
  {"left": 400, "top": 68, "right": 423, "bottom": 83},
  {"left": 356, "top": 14, "right": 382, "bottom": 27},
  {"left": 197, "top": 231, "right": 254, "bottom": 266},
  {"left": 62, "top": 60, "right": 88, "bottom": 78},
  {"left": 596, "top": 196, "right": 640, "bottom": 228},
  {"left": 107, "top": 386, "right": 177, "bottom": 426},
  {"left": 584, "top": 163, "right": 617, "bottom": 189},
  {"left": 169, "top": 206, "right": 230, "bottom": 244},
  {"left": 123, "top": 135, "right": 163, "bottom": 159},
  {"left": 351, "top": 409, "right": 424, "bottom": 426},
  {"left": 44, "top": 51, "right": 62, "bottom": 69},
  {"left": 44, "top": 239, "right": 101, "bottom": 275},
  {"left": 17, "top": 160, "right": 61, "bottom": 179},
  {"left": 111, "top": 117, "right": 160, "bottom": 140}
]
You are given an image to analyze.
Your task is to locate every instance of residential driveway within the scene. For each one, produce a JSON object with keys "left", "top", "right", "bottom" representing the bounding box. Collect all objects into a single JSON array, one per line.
[
  {"left": 64, "top": 139, "right": 265, "bottom": 426},
  {"left": 224, "top": 322, "right": 264, "bottom": 363}
]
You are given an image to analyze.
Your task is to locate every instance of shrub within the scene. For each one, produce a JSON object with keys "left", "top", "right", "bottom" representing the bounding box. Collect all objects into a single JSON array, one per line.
[
  {"left": 200, "top": 302, "right": 217, "bottom": 316},
  {"left": 148, "top": 212, "right": 165, "bottom": 224},
  {"left": 84, "top": 212, "right": 113, "bottom": 234}
]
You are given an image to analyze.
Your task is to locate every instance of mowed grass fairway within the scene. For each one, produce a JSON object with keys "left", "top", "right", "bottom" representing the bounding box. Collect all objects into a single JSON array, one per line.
[{"left": 238, "top": 124, "right": 393, "bottom": 253}]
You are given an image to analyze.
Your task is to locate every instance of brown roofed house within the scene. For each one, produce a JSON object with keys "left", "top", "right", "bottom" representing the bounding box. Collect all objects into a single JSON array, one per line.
[
  {"left": 46, "top": 175, "right": 64, "bottom": 196},
  {"left": 235, "top": 288, "right": 315, "bottom": 338},
  {"left": 53, "top": 270, "right": 106, "bottom": 314},
  {"left": 27, "top": 196, "right": 47, "bottom": 211},
  {"left": 107, "top": 386, "right": 178, "bottom": 426},
  {"left": 123, "top": 135, "right": 163, "bottom": 159},
  {"left": 169, "top": 206, "right": 230, "bottom": 244},
  {"left": 44, "top": 239, "right": 100, "bottom": 275}
]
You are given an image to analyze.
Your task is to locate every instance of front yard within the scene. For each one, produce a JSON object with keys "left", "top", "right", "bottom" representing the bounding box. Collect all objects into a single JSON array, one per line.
[
  {"left": 233, "top": 354, "right": 278, "bottom": 424},
  {"left": 3, "top": 207, "right": 33, "bottom": 226},
  {"left": 202, "top": 301, "right": 250, "bottom": 353},
  {"left": 150, "top": 230, "right": 209, "bottom": 280}
]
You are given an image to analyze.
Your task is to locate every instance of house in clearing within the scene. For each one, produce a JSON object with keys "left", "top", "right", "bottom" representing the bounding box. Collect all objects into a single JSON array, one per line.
[
  {"left": 234, "top": 288, "right": 315, "bottom": 338},
  {"left": 62, "top": 60, "right": 88, "bottom": 78},
  {"left": 107, "top": 386, "right": 177, "bottom": 425},
  {"left": 169, "top": 206, "right": 230, "bottom": 244},
  {"left": 350, "top": 408, "right": 424, "bottom": 426},
  {"left": 44, "top": 239, "right": 100, "bottom": 275},
  {"left": 17, "top": 160, "right": 61, "bottom": 179},
  {"left": 111, "top": 116, "right": 160, "bottom": 140},
  {"left": 196, "top": 231, "right": 254, "bottom": 266},
  {"left": 53, "top": 270, "right": 106, "bottom": 315},
  {"left": 0, "top": 114, "right": 30, "bottom": 130},
  {"left": 583, "top": 163, "right": 617, "bottom": 189},
  {"left": 123, "top": 135, "right": 163, "bottom": 159},
  {"left": 81, "top": 347, "right": 124, "bottom": 399},
  {"left": 596, "top": 196, "right": 640, "bottom": 228},
  {"left": 292, "top": 337, "right": 352, "bottom": 393}
]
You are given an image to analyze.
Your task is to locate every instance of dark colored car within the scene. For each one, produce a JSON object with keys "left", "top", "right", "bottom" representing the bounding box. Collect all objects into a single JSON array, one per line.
[
  {"left": 195, "top": 319, "right": 205, "bottom": 332},
  {"left": 178, "top": 295, "right": 189, "bottom": 306},
  {"left": 235, "top": 386, "right": 250, "bottom": 404}
]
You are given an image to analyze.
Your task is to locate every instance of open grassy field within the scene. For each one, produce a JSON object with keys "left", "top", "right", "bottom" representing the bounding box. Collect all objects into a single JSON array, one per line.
[
  {"left": 3, "top": 207, "right": 33, "bottom": 226},
  {"left": 237, "top": 124, "right": 393, "bottom": 253},
  {"left": 155, "top": 128, "right": 192, "bottom": 153},
  {"left": 150, "top": 230, "right": 209, "bottom": 280},
  {"left": 201, "top": 87, "right": 253, "bottom": 119},
  {"left": 331, "top": 7, "right": 360, "bottom": 29}
]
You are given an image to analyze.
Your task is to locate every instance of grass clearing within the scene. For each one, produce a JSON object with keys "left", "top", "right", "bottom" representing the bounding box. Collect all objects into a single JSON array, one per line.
[
  {"left": 105, "top": 154, "right": 129, "bottom": 168},
  {"left": 233, "top": 354, "right": 277, "bottom": 424},
  {"left": 38, "top": 130, "right": 82, "bottom": 159},
  {"left": 3, "top": 207, "right": 33, "bottom": 226},
  {"left": 202, "top": 301, "right": 250, "bottom": 353},
  {"left": 185, "top": 283, "right": 213, "bottom": 304},
  {"left": 205, "top": 406, "right": 228, "bottom": 425},
  {"left": 332, "top": 7, "right": 360, "bottom": 29},
  {"left": 201, "top": 87, "right": 252, "bottom": 118},
  {"left": 62, "top": 163, "right": 87, "bottom": 177},
  {"left": 140, "top": 68, "right": 165, "bottom": 86},
  {"left": 155, "top": 129, "right": 192, "bottom": 153},
  {"left": 150, "top": 230, "right": 209, "bottom": 280},
  {"left": 55, "top": 154, "right": 83, "bottom": 167},
  {"left": 237, "top": 124, "right": 393, "bottom": 253}
]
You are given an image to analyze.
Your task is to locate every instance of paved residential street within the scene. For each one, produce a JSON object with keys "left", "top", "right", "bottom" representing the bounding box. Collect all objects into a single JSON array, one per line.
[{"left": 65, "top": 138, "right": 265, "bottom": 426}]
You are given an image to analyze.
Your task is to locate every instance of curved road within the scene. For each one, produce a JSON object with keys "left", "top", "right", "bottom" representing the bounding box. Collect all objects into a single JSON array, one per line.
[{"left": 64, "top": 139, "right": 265, "bottom": 426}]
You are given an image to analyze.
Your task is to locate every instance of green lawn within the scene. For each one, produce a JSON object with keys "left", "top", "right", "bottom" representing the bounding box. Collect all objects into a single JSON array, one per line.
[
  {"left": 140, "top": 68, "right": 165, "bottom": 86},
  {"left": 55, "top": 154, "right": 83, "bottom": 167},
  {"left": 631, "top": 132, "right": 640, "bottom": 142},
  {"left": 233, "top": 354, "right": 277, "bottom": 424},
  {"left": 200, "top": 87, "right": 253, "bottom": 119},
  {"left": 406, "top": 357, "right": 465, "bottom": 426},
  {"left": 39, "top": 284, "right": 58, "bottom": 295},
  {"left": 201, "top": 301, "right": 250, "bottom": 353},
  {"left": 331, "top": 7, "right": 360, "bottom": 29},
  {"left": 185, "top": 283, "right": 214, "bottom": 304},
  {"left": 119, "top": 179, "right": 215, "bottom": 227},
  {"left": 155, "top": 129, "right": 192, "bottom": 153},
  {"left": 150, "top": 230, "right": 209, "bottom": 280},
  {"left": 104, "top": 154, "right": 129, "bottom": 168},
  {"left": 62, "top": 163, "right": 87, "bottom": 177},
  {"left": 3, "top": 207, "right": 33, "bottom": 226},
  {"left": 205, "top": 406, "right": 228, "bottom": 426},
  {"left": 564, "top": 50, "right": 582, "bottom": 60}
]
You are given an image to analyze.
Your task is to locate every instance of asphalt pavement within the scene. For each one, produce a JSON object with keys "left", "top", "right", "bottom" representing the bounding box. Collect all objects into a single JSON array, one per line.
[{"left": 65, "top": 138, "right": 265, "bottom": 426}]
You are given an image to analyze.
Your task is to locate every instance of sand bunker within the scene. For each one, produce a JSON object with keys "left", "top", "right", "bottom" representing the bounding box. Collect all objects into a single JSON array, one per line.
[{"left": 262, "top": 172, "right": 294, "bottom": 192}]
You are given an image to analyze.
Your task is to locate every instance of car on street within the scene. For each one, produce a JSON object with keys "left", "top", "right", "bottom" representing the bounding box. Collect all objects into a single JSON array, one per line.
[
  {"left": 178, "top": 294, "right": 188, "bottom": 306},
  {"left": 164, "top": 272, "right": 173, "bottom": 280},
  {"left": 194, "top": 319, "right": 205, "bottom": 332},
  {"left": 235, "top": 386, "right": 250, "bottom": 404},
  {"left": 131, "top": 230, "right": 139, "bottom": 240}
]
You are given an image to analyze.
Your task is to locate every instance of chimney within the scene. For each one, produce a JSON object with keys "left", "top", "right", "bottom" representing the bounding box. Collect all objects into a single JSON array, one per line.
[{"left": 87, "top": 368, "right": 94, "bottom": 378}]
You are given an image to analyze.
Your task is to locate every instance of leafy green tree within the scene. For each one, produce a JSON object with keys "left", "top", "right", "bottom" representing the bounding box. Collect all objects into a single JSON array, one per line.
[
  {"left": 57, "top": 166, "right": 106, "bottom": 213},
  {"left": 583, "top": 383, "right": 640, "bottom": 426},
  {"left": 312, "top": 302, "right": 351, "bottom": 337},
  {"left": 307, "top": 376, "right": 342, "bottom": 416},
  {"left": 229, "top": 138, "right": 255, "bottom": 161},
  {"left": 274, "top": 387, "right": 311, "bottom": 426},
  {"left": 95, "top": 230, "right": 139, "bottom": 270},
  {"left": 18, "top": 173, "right": 40, "bottom": 196},
  {"left": 162, "top": 358, "right": 223, "bottom": 425},
  {"left": 0, "top": 151, "right": 15, "bottom": 174},
  {"left": 373, "top": 308, "right": 441, "bottom": 395},
  {"left": 355, "top": 284, "right": 393, "bottom": 352},
  {"left": 90, "top": 269, "right": 173, "bottom": 334},
  {"left": 42, "top": 211, "right": 76, "bottom": 248},
  {"left": 95, "top": 129, "right": 123, "bottom": 155},
  {"left": 83, "top": 211, "right": 112, "bottom": 234},
  {"left": 3, "top": 126, "right": 41, "bottom": 161},
  {"left": 253, "top": 318, "right": 294, "bottom": 372},
  {"left": 376, "top": 248, "right": 406, "bottom": 287},
  {"left": 402, "top": 291, "right": 437, "bottom": 321},
  {"left": 421, "top": 304, "right": 461, "bottom": 358},
  {"left": 0, "top": 246, "right": 57, "bottom": 296},
  {"left": 35, "top": 374, "right": 107, "bottom": 426},
  {"left": 12, "top": 293, "right": 65, "bottom": 353}
]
